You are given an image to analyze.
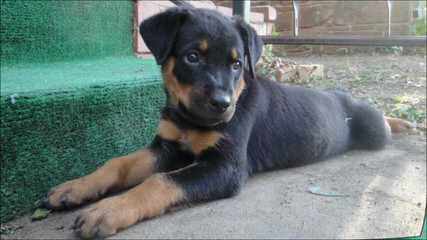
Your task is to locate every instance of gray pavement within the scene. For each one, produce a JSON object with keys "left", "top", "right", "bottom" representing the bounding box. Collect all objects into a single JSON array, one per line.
[{"left": 2, "top": 134, "right": 426, "bottom": 239}]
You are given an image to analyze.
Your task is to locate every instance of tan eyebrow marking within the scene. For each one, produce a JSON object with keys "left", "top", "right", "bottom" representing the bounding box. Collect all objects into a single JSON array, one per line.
[
  {"left": 199, "top": 39, "right": 208, "bottom": 52},
  {"left": 231, "top": 48, "right": 239, "bottom": 61}
]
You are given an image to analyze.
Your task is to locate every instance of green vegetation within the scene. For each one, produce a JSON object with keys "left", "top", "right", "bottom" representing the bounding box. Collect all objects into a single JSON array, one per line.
[
  {"left": 415, "top": 17, "right": 426, "bottom": 36},
  {"left": 391, "top": 95, "right": 426, "bottom": 123}
]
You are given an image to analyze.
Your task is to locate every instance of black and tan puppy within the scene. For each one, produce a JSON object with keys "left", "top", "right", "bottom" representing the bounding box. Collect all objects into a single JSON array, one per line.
[{"left": 43, "top": 7, "right": 412, "bottom": 238}]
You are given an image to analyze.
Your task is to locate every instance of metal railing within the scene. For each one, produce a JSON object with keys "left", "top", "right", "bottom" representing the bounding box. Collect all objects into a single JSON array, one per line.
[{"left": 233, "top": 0, "right": 426, "bottom": 46}]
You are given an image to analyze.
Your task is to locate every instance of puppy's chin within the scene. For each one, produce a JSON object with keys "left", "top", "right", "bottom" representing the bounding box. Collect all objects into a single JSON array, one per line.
[{"left": 178, "top": 103, "right": 235, "bottom": 127}]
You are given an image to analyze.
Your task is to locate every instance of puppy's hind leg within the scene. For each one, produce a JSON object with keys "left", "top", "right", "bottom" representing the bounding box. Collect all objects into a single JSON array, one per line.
[{"left": 384, "top": 116, "right": 416, "bottom": 134}]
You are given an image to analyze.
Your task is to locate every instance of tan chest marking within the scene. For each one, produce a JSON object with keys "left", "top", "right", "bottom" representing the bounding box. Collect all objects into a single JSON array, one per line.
[{"left": 158, "top": 119, "right": 223, "bottom": 155}]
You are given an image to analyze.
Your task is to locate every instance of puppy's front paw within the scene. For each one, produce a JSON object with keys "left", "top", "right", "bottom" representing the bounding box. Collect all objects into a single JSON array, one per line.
[
  {"left": 42, "top": 178, "right": 99, "bottom": 210},
  {"left": 73, "top": 197, "right": 140, "bottom": 239}
]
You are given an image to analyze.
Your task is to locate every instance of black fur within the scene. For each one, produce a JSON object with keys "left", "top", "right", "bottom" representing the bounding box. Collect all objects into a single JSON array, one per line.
[
  {"left": 140, "top": 8, "right": 189, "bottom": 65},
  {"left": 140, "top": 8, "right": 390, "bottom": 204},
  {"left": 233, "top": 16, "right": 264, "bottom": 79}
]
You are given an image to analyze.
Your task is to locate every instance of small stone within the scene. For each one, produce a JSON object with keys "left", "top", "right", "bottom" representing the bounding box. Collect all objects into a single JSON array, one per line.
[{"left": 55, "top": 226, "right": 64, "bottom": 230}]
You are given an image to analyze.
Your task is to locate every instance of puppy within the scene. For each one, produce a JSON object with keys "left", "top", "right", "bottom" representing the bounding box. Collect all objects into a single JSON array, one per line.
[{"left": 42, "top": 7, "right": 412, "bottom": 239}]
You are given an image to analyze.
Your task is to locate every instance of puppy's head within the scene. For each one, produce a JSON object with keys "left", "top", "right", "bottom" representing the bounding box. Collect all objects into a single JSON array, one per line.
[{"left": 140, "top": 8, "right": 263, "bottom": 127}]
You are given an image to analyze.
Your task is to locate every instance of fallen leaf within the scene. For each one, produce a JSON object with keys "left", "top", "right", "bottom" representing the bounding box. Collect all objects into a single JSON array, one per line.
[{"left": 31, "top": 208, "right": 51, "bottom": 221}]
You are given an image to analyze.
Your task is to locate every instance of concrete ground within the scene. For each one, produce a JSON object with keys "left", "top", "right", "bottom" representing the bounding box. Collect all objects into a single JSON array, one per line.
[{"left": 2, "top": 134, "right": 426, "bottom": 239}]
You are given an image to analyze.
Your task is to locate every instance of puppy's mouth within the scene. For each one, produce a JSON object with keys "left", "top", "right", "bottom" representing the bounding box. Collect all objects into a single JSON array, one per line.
[{"left": 177, "top": 102, "right": 234, "bottom": 127}]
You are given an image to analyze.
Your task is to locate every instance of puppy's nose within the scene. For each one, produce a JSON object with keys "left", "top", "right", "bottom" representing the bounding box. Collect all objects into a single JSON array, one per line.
[{"left": 209, "top": 94, "right": 231, "bottom": 113}]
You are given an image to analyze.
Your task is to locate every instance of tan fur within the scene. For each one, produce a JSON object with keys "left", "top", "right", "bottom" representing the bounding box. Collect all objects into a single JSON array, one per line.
[
  {"left": 162, "top": 57, "right": 192, "bottom": 107},
  {"left": 76, "top": 174, "right": 184, "bottom": 238},
  {"left": 231, "top": 48, "right": 239, "bottom": 61},
  {"left": 234, "top": 78, "right": 246, "bottom": 100},
  {"left": 158, "top": 119, "right": 223, "bottom": 155},
  {"left": 47, "top": 150, "right": 155, "bottom": 208},
  {"left": 385, "top": 116, "right": 415, "bottom": 133},
  {"left": 199, "top": 39, "right": 209, "bottom": 52},
  {"left": 186, "top": 130, "right": 223, "bottom": 155},
  {"left": 158, "top": 119, "right": 182, "bottom": 141},
  {"left": 133, "top": 174, "right": 184, "bottom": 218},
  {"left": 116, "top": 150, "right": 156, "bottom": 188}
]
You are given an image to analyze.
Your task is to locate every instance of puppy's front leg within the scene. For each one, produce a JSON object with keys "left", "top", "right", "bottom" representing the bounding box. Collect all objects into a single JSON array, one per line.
[
  {"left": 43, "top": 137, "right": 183, "bottom": 210},
  {"left": 74, "top": 155, "right": 245, "bottom": 239}
]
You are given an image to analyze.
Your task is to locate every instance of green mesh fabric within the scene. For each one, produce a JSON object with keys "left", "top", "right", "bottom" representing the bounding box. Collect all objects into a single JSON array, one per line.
[
  {"left": 1, "top": 57, "right": 161, "bottom": 95},
  {"left": 1, "top": 1, "right": 134, "bottom": 64},
  {"left": 0, "top": 1, "right": 165, "bottom": 223},
  {"left": 0, "top": 57, "right": 165, "bottom": 223}
]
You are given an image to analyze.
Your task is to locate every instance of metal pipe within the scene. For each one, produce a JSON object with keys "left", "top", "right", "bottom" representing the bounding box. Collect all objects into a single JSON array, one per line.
[
  {"left": 261, "top": 36, "right": 427, "bottom": 47},
  {"left": 292, "top": 0, "right": 300, "bottom": 37},
  {"left": 386, "top": 0, "right": 393, "bottom": 36},
  {"left": 233, "top": 0, "right": 251, "bottom": 23}
]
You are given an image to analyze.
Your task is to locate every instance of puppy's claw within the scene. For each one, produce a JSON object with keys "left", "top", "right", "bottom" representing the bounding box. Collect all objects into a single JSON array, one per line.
[
  {"left": 74, "top": 212, "right": 112, "bottom": 240},
  {"left": 72, "top": 215, "right": 85, "bottom": 230},
  {"left": 41, "top": 196, "right": 54, "bottom": 210},
  {"left": 59, "top": 194, "right": 74, "bottom": 209}
]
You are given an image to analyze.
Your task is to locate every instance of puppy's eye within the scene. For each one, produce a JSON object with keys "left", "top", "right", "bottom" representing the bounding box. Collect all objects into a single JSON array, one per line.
[
  {"left": 186, "top": 52, "right": 200, "bottom": 64},
  {"left": 232, "top": 61, "right": 242, "bottom": 70}
]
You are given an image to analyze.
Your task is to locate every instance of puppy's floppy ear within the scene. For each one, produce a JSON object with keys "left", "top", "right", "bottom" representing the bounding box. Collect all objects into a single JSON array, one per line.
[
  {"left": 139, "top": 8, "right": 189, "bottom": 65},
  {"left": 233, "top": 17, "right": 263, "bottom": 79}
]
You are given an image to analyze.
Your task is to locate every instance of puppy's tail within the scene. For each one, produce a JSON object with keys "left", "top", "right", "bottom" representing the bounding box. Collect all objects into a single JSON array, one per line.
[{"left": 384, "top": 116, "right": 416, "bottom": 134}]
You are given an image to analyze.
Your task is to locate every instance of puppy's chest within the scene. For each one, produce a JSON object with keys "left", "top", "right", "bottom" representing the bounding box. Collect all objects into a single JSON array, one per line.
[
  {"left": 158, "top": 120, "right": 223, "bottom": 155},
  {"left": 176, "top": 131, "right": 194, "bottom": 151}
]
